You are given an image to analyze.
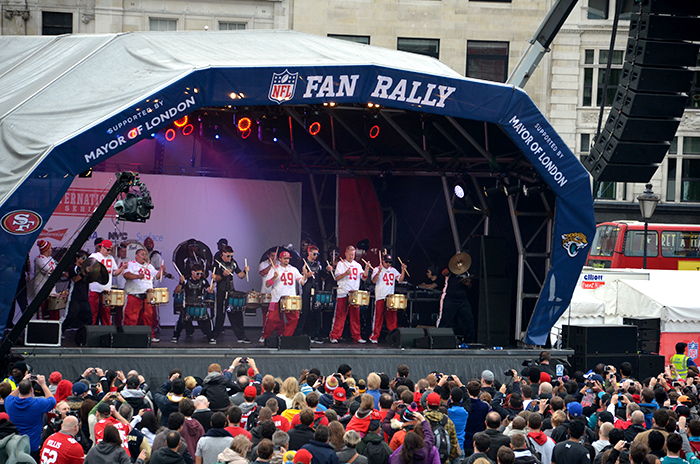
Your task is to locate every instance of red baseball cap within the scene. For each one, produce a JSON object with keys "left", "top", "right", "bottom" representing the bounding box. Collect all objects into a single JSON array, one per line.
[
  {"left": 279, "top": 251, "right": 291, "bottom": 259},
  {"left": 333, "top": 387, "right": 346, "bottom": 402},
  {"left": 540, "top": 372, "right": 551, "bottom": 384},
  {"left": 244, "top": 385, "right": 257, "bottom": 398},
  {"left": 294, "top": 449, "right": 313, "bottom": 464},
  {"left": 100, "top": 239, "right": 113, "bottom": 249},
  {"left": 427, "top": 392, "right": 441, "bottom": 406},
  {"left": 49, "top": 371, "right": 62, "bottom": 384}
]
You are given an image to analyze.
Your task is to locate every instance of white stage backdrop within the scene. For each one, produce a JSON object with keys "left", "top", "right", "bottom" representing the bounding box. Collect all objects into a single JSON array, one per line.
[{"left": 34, "top": 172, "right": 302, "bottom": 326}]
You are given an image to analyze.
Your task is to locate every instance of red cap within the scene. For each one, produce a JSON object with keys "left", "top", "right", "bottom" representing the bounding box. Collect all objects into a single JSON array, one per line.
[
  {"left": 0, "top": 413, "right": 8, "bottom": 422},
  {"left": 279, "top": 251, "right": 291, "bottom": 259},
  {"left": 37, "top": 240, "right": 50, "bottom": 253},
  {"left": 333, "top": 387, "right": 346, "bottom": 402},
  {"left": 427, "top": 392, "right": 441, "bottom": 406},
  {"left": 294, "top": 449, "right": 313, "bottom": 464},
  {"left": 540, "top": 372, "right": 551, "bottom": 384},
  {"left": 100, "top": 239, "right": 113, "bottom": 249},
  {"left": 49, "top": 371, "right": 62, "bottom": 384},
  {"left": 248, "top": 367, "right": 255, "bottom": 377},
  {"left": 244, "top": 385, "right": 257, "bottom": 398}
]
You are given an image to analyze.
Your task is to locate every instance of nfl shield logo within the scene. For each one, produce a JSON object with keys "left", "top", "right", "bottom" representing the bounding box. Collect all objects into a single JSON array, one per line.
[
  {"left": 689, "top": 341, "right": 698, "bottom": 360},
  {"left": 268, "top": 70, "right": 299, "bottom": 104}
]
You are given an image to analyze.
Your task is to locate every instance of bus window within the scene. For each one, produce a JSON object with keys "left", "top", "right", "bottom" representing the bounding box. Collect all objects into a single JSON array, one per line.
[
  {"left": 661, "top": 231, "right": 700, "bottom": 257},
  {"left": 624, "top": 230, "right": 658, "bottom": 257},
  {"left": 589, "top": 225, "right": 619, "bottom": 257}
]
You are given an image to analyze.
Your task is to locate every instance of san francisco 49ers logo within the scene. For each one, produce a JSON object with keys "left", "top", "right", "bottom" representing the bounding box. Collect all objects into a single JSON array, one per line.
[{"left": 1, "top": 210, "right": 43, "bottom": 235}]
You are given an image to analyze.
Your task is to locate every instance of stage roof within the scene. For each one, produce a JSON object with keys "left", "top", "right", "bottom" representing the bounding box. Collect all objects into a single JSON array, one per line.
[{"left": 0, "top": 30, "right": 595, "bottom": 344}]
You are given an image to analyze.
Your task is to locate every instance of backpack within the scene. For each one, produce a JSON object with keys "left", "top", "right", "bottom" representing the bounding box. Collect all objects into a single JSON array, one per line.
[
  {"left": 312, "top": 416, "right": 324, "bottom": 429},
  {"left": 526, "top": 436, "right": 543, "bottom": 462},
  {"left": 429, "top": 415, "right": 451, "bottom": 464},
  {"left": 362, "top": 440, "right": 389, "bottom": 464}
]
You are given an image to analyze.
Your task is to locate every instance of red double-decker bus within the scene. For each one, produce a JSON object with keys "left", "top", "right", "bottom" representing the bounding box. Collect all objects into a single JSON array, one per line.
[{"left": 587, "top": 221, "right": 700, "bottom": 270}]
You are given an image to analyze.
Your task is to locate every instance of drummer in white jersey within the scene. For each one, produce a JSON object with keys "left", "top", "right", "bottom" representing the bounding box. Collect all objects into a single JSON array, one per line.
[
  {"left": 258, "top": 249, "right": 278, "bottom": 337},
  {"left": 327, "top": 245, "right": 370, "bottom": 344},
  {"left": 259, "top": 250, "right": 312, "bottom": 342},
  {"left": 123, "top": 248, "right": 165, "bottom": 343},
  {"left": 369, "top": 254, "right": 407, "bottom": 344},
  {"left": 88, "top": 239, "right": 126, "bottom": 326}
]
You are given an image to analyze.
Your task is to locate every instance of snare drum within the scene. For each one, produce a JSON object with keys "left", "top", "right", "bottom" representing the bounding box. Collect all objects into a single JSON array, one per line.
[
  {"left": 227, "top": 292, "right": 247, "bottom": 311},
  {"left": 261, "top": 293, "right": 272, "bottom": 307},
  {"left": 348, "top": 290, "right": 370, "bottom": 307},
  {"left": 47, "top": 295, "right": 67, "bottom": 311},
  {"left": 313, "top": 291, "right": 334, "bottom": 311},
  {"left": 246, "top": 291, "right": 262, "bottom": 309},
  {"left": 280, "top": 295, "right": 302, "bottom": 311},
  {"left": 386, "top": 294, "right": 407, "bottom": 310},
  {"left": 101, "top": 290, "right": 125, "bottom": 307},
  {"left": 185, "top": 305, "right": 209, "bottom": 321},
  {"left": 147, "top": 287, "right": 169, "bottom": 305},
  {"left": 204, "top": 293, "right": 215, "bottom": 306},
  {"left": 173, "top": 292, "right": 184, "bottom": 314}
]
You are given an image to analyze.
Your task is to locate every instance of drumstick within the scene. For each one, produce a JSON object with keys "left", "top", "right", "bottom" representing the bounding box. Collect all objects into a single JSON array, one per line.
[
  {"left": 303, "top": 258, "right": 312, "bottom": 274},
  {"left": 326, "top": 260, "right": 335, "bottom": 279},
  {"left": 244, "top": 258, "right": 249, "bottom": 282},
  {"left": 362, "top": 258, "right": 374, "bottom": 270},
  {"left": 173, "top": 262, "right": 183, "bottom": 277},
  {"left": 398, "top": 256, "right": 411, "bottom": 277}
]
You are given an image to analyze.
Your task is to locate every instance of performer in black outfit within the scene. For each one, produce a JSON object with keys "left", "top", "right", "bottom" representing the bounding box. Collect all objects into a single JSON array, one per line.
[
  {"left": 182, "top": 239, "right": 207, "bottom": 276},
  {"left": 212, "top": 245, "right": 251, "bottom": 343},
  {"left": 294, "top": 245, "right": 326, "bottom": 343},
  {"left": 63, "top": 250, "right": 93, "bottom": 332},
  {"left": 172, "top": 263, "right": 215, "bottom": 344},
  {"left": 438, "top": 268, "right": 475, "bottom": 342}
]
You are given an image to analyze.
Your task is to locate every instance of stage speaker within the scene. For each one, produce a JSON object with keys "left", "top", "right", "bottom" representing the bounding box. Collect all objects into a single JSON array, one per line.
[
  {"left": 562, "top": 325, "right": 637, "bottom": 355},
  {"left": 623, "top": 317, "right": 661, "bottom": 331},
  {"left": 476, "top": 277, "right": 512, "bottom": 347},
  {"left": 415, "top": 328, "right": 458, "bottom": 349},
  {"left": 586, "top": 10, "right": 700, "bottom": 183},
  {"left": 278, "top": 335, "right": 310, "bottom": 350},
  {"left": 387, "top": 328, "right": 425, "bottom": 348},
  {"left": 571, "top": 353, "right": 639, "bottom": 377},
  {"left": 638, "top": 354, "right": 665, "bottom": 379},
  {"left": 25, "top": 321, "right": 61, "bottom": 346},
  {"left": 77, "top": 325, "right": 117, "bottom": 347},
  {"left": 264, "top": 337, "right": 279, "bottom": 348},
  {"left": 102, "top": 326, "right": 150, "bottom": 348},
  {"left": 469, "top": 236, "right": 507, "bottom": 278}
]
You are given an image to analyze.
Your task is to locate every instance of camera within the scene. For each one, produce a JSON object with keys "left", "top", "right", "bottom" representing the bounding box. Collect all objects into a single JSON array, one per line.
[
  {"left": 504, "top": 370, "right": 514, "bottom": 377},
  {"left": 586, "top": 381, "right": 594, "bottom": 387},
  {"left": 30, "top": 374, "right": 38, "bottom": 381},
  {"left": 446, "top": 376, "right": 454, "bottom": 382},
  {"left": 241, "top": 357, "right": 248, "bottom": 364}
]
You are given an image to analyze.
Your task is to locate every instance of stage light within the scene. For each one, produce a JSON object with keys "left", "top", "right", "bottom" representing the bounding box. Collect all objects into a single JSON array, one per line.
[
  {"left": 182, "top": 124, "right": 194, "bottom": 136},
  {"left": 237, "top": 117, "right": 252, "bottom": 132},
  {"left": 128, "top": 128, "right": 139, "bottom": 140},
  {"left": 215, "top": 134, "right": 220, "bottom": 139},
  {"left": 165, "top": 128, "right": 176, "bottom": 142},
  {"left": 323, "top": 102, "right": 337, "bottom": 107},
  {"left": 454, "top": 185, "right": 465, "bottom": 199},
  {"left": 369, "top": 125, "right": 380, "bottom": 139},
  {"left": 502, "top": 182, "right": 521, "bottom": 197},
  {"left": 309, "top": 121, "right": 321, "bottom": 136},
  {"left": 523, "top": 184, "right": 547, "bottom": 196},
  {"left": 149, "top": 133, "right": 156, "bottom": 138},
  {"left": 241, "top": 128, "right": 251, "bottom": 139},
  {"left": 174, "top": 116, "right": 188, "bottom": 127},
  {"left": 273, "top": 136, "right": 278, "bottom": 143},
  {"left": 258, "top": 114, "right": 279, "bottom": 144}
]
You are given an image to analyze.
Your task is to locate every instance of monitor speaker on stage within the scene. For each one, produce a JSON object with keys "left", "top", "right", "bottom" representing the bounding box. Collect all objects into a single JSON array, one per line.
[
  {"left": 278, "top": 335, "right": 310, "bottom": 350},
  {"left": 387, "top": 328, "right": 425, "bottom": 348},
  {"left": 77, "top": 325, "right": 117, "bottom": 347},
  {"left": 25, "top": 321, "right": 61, "bottom": 347},
  {"left": 415, "top": 328, "right": 458, "bottom": 349},
  {"left": 585, "top": 7, "right": 700, "bottom": 183},
  {"left": 103, "top": 326, "right": 151, "bottom": 348}
]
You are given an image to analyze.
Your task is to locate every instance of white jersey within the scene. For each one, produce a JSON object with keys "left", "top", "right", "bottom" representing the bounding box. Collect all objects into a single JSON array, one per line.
[
  {"left": 335, "top": 259, "right": 363, "bottom": 298},
  {"left": 259, "top": 260, "right": 278, "bottom": 293},
  {"left": 124, "top": 260, "right": 157, "bottom": 295},
  {"left": 149, "top": 250, "right": 162, "bottom": 271},
  {"left": 88, "top": 252, "right": 118, "bottom": 293},
  {"left": 372, "top": 266, "right": 401, "bottom": 301},
  {"left": 265, "top": 264, "right": 302, "bottom": 303},
  {"left": 113, "top": 257, "right": 129, "bottom": 289},
  {"left": 32, "top": 254, "right": 57, "bottom": 299}
]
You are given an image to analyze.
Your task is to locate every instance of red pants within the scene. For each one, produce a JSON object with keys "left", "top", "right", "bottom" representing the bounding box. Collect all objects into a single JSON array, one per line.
[
  {"left": 39, "top": 301, "right": 60, "bottom": 320},
  {"left": 370, "top": 299, "right": 397, "bottom": 341},
  {"left": 124, "top": 295, "right": 154, "bottom": 336},
  {"left": 89, "top": 291, "right": 111, "bottom": 325},
  {"left": 261, "top": 302, "right": 299, "bottom": 338},
  {"left": 330, "top": 296, "right": 361, "bottom": 341}
]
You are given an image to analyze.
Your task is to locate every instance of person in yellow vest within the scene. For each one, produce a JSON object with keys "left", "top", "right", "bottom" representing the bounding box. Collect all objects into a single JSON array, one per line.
[
  {"left": 2, "top": 361, "right": 27, "bottom": 390},
  {"left": 671, "top": 342, "right": 699, "bottom": 379}
]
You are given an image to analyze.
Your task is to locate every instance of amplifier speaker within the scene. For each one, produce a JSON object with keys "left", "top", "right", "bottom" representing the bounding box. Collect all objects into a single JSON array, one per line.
[
  {"left": 278, "top": 335, "right": 310, "bottom": 350},
  {"left": 25, "top": 321, "right": 61, "bottom": 346},
  {"left": 619, "top": 62, "right": 694, "bottom": 93},
  {"left": 264, "top": 337, "right": 279, "bottom": 348},
  {"left": 623, "top": 317, "right": 661, "bottom": 331},
  {"left": 629, "top": 14, "right": 700, "bottom": 42},
  {"left": 638, "top": 354, "right": 665, "bottom": 379},
  {"left": 77, "top": 325, "right": 117, "bottom": 347},
  {"left": 638, "top": 329, "right": 661, "bottom": 341},
  {"left": 642, "top": 0, "right": 700, "bottom": 15},
  {"left": 571, "top": 353, "right": 639, "bottom": 377},
  {"left": 414, "top": 328, "right": 458, "bottom": 349},
  {"left": 592, "top": 130, "right": 670, "bottom": 164},
  {"left": 476, "top": 277, "right": 512, "bottom": 347},
  {"left": 469, "top": 236, "right": 507, "bottom": 278},
  {"left": 639, "top": 340, "right": 660, "bottom": 353},
  {"left": 562, "top": 324, "right": 637, "bottom": 355},
  {"left": 387, "top": 328, "right": 425, "bottom": 348},
  {"left": 103, "top": 326, "right": 151, "bottom": 348}
]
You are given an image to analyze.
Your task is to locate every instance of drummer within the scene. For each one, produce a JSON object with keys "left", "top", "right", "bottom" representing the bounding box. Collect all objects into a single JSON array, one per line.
[
  {"left": 258, "top": 248, "right": 278, "bottom": 337},
  {"left": 172, "top": 263, "right": 215, "bottom": 344},
  {"left": 327, "top": 245, "right": 370, "bottom": 344},
  {"left": 294, "top": 245, "right": 326, "bottom": 343},
  {"left": 369, "top": 255, "right": 407, "bottom": 344},
  {"left": 260, "top": 251, "right": 312, "bottom": 342},
  {"left": 88, "top": 239, "right": 126, "bottom": 326},
  {"left": 212, "top": 245, "right": 251, "bottom": 344},
  {"left": 123, "top": 248, "right": 165, "bottom": 343}
]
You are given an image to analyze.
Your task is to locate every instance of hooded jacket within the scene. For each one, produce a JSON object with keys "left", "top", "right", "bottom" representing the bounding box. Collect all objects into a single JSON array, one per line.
[
  {"left": 527, "top": 431, "right": 555, "bottom": 464},
  {"left": 151, "top": 447, "right": 186, "bottom": 464},
  {"left": 389, "top": 421, "right": 438, "bottom": 464},
  {"left": 240, "top": 401, "right": 259, "bottom": 430},
  {"left": 181, "top": 418, "right": 204, "bottom": 458},
  {"left": 84, "top": 441, "right": 145, "bottom": 464},
  {"left": 121, "top": 388, "right": 152, "bottom": 415},
  {"left": 288, "top": 424, "right": 315, "bottom": 451},
  {"left": 513, "top": 449, "right": 541, "bottom": 464},
  {"left": 217, "top": 448, "right": 249, "bottom": 464},
  {"left": 347, "top": 408, "right": 381, "bottom": 436},
  {"left": 425, "top": 409, "right": 461, "bottom": 460},
  {"left": 201, "top": 372, "right": 239, "bottom": 411}
]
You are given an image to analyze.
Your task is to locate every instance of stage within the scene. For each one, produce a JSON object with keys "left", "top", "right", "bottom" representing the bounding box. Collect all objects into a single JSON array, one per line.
[{"left": 15, "top": 326, "right": 573, "bottom": 389}]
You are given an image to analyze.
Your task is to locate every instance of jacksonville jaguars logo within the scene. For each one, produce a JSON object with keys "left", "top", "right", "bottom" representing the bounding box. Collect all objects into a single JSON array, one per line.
[{"left": 561, "top": 232, "right": 588, "bottom": 258}]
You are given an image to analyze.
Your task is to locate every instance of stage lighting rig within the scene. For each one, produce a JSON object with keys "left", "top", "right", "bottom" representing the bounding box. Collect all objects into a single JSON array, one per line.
[{"left": 114, "top": 177, "right": 154, "bottom": 223}]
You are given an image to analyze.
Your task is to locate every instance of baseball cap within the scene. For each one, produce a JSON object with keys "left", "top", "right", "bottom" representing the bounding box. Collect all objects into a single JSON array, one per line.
[
  {"left": 72, "top": 382, "right": 89, "bottom": 396},
  {"left": 567, "top": 401, "right": 583, "bottom": 417},
  {"left": 676, "top": 405, "right": 691, "bottom": 417},
  {"left": 598, "top": 411, "right": 614, "bottom": 424},
  {"left": 333, "top": 387, "right": 346, "bottom": 402},
  {"left": 49, "top": 371, "right": 62, "bottom": 384},
  {"left": 325, "top": 376, "right": 338, "bottom": 391},
  {"left": 481, "top": 370, "right": 495, "bottom": 382},
  {"left": 248, "top": 367, "right": 255, "bottom": 377},
  {"left": 679, "top": 395, "right": 692, "bottom": 404},
  {"left": 283, "top": 450, "right": 297, "bottom": 463},
  {"left": 368, "top": 419, "right": 381, "bottom": 431},
  {"left": 383, "top": 255, "right": 393, "bottom": 263},
  {"left": 294, "top": 449, "right": 313, "bottom": 464},
  {"left": 244, "top": 385, "right": 257, "bottom": 398},
  {"left": 96, "top": 403, "right": 111, "bottom": 415},
  {"left": 0, "top": 413, "right": 9, "bottom": 422},
  {"left": 100, "top": 239, "right": 113, "bottom": 249},
  {"left": 427, "top": 392, "right": 441, "bottom": 406},
  {"left": 126, "top": 376, "right": 140, "bottom": 389},
  {"left": 279, "top": 251, "right": 291, "bottom": 259},
  {"left": 540, "top": 372, "right": 551, "bottom": 384}
]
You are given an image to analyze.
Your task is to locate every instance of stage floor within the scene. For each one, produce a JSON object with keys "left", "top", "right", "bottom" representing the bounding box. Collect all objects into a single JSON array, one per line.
[{"left": 15, "top": 326, "right": 573, "bottom": 391}]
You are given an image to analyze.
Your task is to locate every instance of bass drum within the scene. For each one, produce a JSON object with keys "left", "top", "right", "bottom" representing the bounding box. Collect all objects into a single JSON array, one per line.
[
  {"left": 121, "top": 240, "right": 148, "bottom": 262},
  {"left": 172, "top": 239, "right": 213, "bottom": 278}
]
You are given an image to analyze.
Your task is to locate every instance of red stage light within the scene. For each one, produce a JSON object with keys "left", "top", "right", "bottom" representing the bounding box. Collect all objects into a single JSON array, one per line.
[
  {"left": 308, "top": 121, "right": 321, "bottom": 136},
  {"left": 238, "top": 117, "right": 252, "bottom": 132},
  {"left": 241, "top": 128, "right": 251, "bottom": 139},
  {"left": 165, "top": 128, "right": 176, "bottom": 142},
  {"left": 369, "top": 125, "right": 380, "bottom": 139},
  {"left": 174, "top": 116, "right": 188, "bottom": 127},
  {"left": 182, "top": 124, "right": 194, "bottom": 136}
]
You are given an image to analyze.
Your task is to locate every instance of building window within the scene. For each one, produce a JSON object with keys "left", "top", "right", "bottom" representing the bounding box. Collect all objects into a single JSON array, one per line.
[
  {"left": 582, "top": 49, "right": 623, "bottom": 107},
  {"left": 594, "top": 181, "right": 616, "bottom": 199},
  {"left": 587, "top": 0, "right": 636, "bottom": 20},
  {"left": 42, "top": 12, "right": 72, "bottom": 35},
  {"left": 581, "top": 134, "right": 591, "bottom": 154},
  {"left": 666, "top": 137, "right": 700, "bottom": 203},
  {"left": 397, "top": 38, "right": 440, "bottom": 60},
  {"left": 328, "top": 34, "right": 370, "bottom": 45},
  {"left": 466, "top": 41, "right": 509, "bottom": 83},
  {"left": 149, "top": 18, "right": 177, "bottom": 31},
  {"left": 219, "top": 22, "right": 246, "bottom": 31}
]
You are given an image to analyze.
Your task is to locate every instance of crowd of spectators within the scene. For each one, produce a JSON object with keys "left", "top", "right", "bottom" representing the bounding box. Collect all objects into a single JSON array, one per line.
[{"left": 2, "top": 350, "right": 700, "bottom": 464}]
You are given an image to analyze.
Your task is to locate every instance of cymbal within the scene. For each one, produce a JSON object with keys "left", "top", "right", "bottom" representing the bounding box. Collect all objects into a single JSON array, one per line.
[
  {"left": 448, "top": 252, "right": 472, "bottom": 275},
  {"left": 82, "top": 258, "right": 109, "bottom": 285}
]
